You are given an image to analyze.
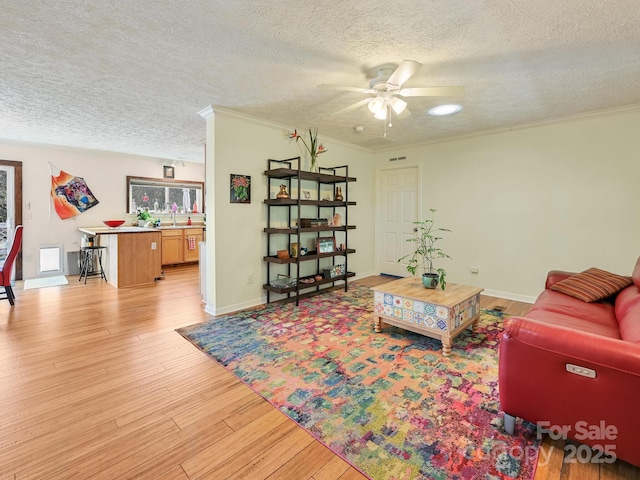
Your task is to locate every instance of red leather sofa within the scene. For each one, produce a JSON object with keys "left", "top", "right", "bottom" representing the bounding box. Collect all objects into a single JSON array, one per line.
[{"left": 499, "top": 258, "right": 640, "bottom": 467}]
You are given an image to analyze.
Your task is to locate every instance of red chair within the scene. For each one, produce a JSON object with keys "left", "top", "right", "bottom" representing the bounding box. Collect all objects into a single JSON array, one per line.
[{"left": 1, "top": 225, "right": 23, "bottom": 305}]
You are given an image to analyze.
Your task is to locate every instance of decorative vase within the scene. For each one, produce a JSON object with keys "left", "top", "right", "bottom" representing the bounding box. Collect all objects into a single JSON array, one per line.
[
  {"left": 334, "top": 186, "right": 343, "bottom": 201},
  {"left": 422, "top": 273, "right": 439, "bottom": 289},
  {"left": 276, "top": 184, "right": 290, "bottom": 199},
  {"left": 310, "top": 155, "right": 319, "bottom": 173}
]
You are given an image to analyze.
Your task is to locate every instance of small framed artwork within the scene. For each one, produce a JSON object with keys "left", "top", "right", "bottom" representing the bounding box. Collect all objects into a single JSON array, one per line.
[
  {"left": 316, "top": 236, "right": 336, "bottom": 254},
  {"left": 163, "top": 165, "right": 175, "bottom": 179},
  {"left": 230, "top": 174, "right": 251, "bottom": 204}
]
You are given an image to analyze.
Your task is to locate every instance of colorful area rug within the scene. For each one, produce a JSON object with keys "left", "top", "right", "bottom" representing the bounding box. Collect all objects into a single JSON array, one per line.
[{"left": 178, "top": 285, "right": 539, "bottom": 480}]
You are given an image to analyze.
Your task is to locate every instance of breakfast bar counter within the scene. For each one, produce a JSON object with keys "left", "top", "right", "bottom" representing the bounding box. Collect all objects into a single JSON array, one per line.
[{"left": 79, "top": 227, "right": 162, "bottom": 288}]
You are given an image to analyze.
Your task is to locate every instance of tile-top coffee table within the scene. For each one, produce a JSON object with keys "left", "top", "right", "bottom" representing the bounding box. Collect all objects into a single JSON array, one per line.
[{"left": 372, "top": 277, "right": 484, "bottom": 356}]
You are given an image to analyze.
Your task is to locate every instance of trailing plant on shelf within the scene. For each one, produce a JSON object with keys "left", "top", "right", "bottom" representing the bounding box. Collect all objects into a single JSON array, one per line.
[{"left": 398, "top": 208, "right": 451, "bottom": 290}]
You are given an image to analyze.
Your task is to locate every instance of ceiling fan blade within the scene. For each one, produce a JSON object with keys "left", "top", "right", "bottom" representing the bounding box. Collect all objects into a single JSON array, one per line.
[
  {"left": 331, "top": 98, "right": 372, "bottom": 116},
  {"left": 386, "top": 60, "right": 422, "bottom": 87},
  {"left": 318, "top": 84, "right": 375, "bottom": 94},
  {"left": 398, "top": 86, "right": 465, "bottom": 97}
]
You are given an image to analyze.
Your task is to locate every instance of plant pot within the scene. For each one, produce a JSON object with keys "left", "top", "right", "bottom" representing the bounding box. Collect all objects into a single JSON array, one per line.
[{"left": 422, "top": 273, "right": 439, "bottom": 289}]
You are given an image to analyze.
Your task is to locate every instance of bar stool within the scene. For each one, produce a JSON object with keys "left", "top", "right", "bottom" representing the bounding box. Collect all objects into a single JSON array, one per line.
[{"left": 79, "top": 246, "right": 107, "bottom": 283}]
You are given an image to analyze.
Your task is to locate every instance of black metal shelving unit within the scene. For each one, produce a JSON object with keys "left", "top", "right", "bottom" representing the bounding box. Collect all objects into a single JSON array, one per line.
[{"left": 263, "top": 157, "right": 356, "bottom": 305}]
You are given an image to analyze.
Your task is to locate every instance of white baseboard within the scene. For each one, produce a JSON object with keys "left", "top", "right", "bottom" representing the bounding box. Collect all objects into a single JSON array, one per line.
[
  {"left": 204, "top": 283, "right": 536, "bottom": 316},
  {"left": 353, "top": 271, "right": 376, "bottom": 281},
  {"left": 204, "top": 274, "right": 375, "bottom": 316},
  {"left": 204, "top": 296, "right": 266, "bottom": 317},
  {"left": 481, "top": 289, "right": 537, "bottom": 304}
]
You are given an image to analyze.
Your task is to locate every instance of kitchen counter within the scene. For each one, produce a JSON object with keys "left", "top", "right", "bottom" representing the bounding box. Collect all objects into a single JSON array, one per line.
[
  {"left": 79, "top": 226, "right": 150, "bottom": 235},
  {"left": 79, "top": 225, "right": 204, "bottom": 235},
  {"left": 78, "top": 226, "right": 162, "bottom": 288}
]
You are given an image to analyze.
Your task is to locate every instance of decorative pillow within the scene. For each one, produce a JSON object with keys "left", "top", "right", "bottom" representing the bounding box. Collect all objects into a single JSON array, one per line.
[{"left": 550, "top": 267, "right": 633, "bottom": 302}]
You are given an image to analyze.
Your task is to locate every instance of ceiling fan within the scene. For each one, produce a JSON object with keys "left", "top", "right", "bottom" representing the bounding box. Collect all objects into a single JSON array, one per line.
[{"left": 319, "top": 60, "right": 465, "bottom": 120}]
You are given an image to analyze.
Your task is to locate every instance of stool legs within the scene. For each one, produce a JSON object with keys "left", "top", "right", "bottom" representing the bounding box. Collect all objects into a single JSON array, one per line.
[
  {"left": 79, "top": 247, "right": 107, "bottom": 283},
  {"left": 79, "top": 249, "right": 92, "bottom": 283},
  {"left": 95, "top": 248, "right": 107, "bottom": 282}
]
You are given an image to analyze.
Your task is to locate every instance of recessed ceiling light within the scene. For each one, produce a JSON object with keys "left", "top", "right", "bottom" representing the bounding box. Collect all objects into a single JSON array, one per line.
[{"left": 429, "top": 104, "right": 462, "bottom": 116}]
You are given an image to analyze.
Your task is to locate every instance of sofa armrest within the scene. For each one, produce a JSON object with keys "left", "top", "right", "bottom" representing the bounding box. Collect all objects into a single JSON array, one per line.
[
  {"left": 504, "top": 317, "right": 640, "bottom": 375},
  {"left": 500, "top": 316, "right": 640, "bottom": 467},
  {"left": 545, "top": 270, "right": 576, "bottom": 289}
]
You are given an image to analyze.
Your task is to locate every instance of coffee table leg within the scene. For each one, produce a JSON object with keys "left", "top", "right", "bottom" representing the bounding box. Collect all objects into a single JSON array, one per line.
[
  {"left": 442, "top": 341, "right": 452, "bottom": 357},
  {"left": 472, "top": 317, "right": 480, "bottom": 333},
  {"left": 373, "top": 314, "right": 382, "bottom": 333}
]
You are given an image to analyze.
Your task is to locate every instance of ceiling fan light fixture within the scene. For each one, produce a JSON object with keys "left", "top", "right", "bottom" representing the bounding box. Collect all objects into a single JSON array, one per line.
[
  {"left": 368, "top": 97, "right": 385, "bottom": 113},
  {"left": 429, "top": 104, "right": 462, "bottom": 116},
  {"left": 389, "top": 97, "right": 407, "bottom": 115},
  {"left": 374, "top": 107, "right": 387, "bottom": 120}
]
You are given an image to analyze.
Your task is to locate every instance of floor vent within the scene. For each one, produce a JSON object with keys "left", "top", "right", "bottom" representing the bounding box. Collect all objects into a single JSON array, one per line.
[{"left": 492, "top": 306, "right": 507, "bottom": 312}]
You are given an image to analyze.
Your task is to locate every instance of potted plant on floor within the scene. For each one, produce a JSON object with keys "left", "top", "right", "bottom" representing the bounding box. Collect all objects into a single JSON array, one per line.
[{"left": 398, "top": 208, "right": 451, "bottom": 290}]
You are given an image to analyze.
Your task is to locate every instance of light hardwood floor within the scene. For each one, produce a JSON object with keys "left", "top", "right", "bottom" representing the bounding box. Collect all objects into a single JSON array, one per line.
[{"left": 0, "top": 266, "right": 637, "bottom": 479}]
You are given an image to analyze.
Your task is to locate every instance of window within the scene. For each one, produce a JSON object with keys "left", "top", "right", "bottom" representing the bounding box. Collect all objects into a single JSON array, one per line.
[{"left": 126, "top": 176, "right": 204, "bottom": 214}]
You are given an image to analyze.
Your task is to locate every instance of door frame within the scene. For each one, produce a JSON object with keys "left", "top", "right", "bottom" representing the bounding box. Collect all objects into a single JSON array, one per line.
[
  {"left": 374, "top": 162, "right": 423, "bottom": 276},
  {"left": 0, "top": 160, "right": 23, "bottom": 280}
]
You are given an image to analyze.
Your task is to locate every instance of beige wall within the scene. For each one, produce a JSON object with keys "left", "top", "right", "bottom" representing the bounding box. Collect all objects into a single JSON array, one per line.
[
  {"left": 4, "top": 105, "right": 637, "bottom": 304},
  {"left": 205, "top": 110, "right": 376, "bottom": 315},
  {"left": 0, "top": 140, "right": 204, "bottom": 279},
  {"left": 372, "top": 107, "right": 640, "bottom": 301}
]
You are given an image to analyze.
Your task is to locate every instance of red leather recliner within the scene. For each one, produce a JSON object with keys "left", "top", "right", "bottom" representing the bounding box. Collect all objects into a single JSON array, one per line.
[{"left": 499, "top": 257, "right": 640, "bottom": 467}]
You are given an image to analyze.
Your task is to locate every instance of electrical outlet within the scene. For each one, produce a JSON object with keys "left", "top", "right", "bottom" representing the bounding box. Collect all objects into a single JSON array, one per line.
[
  {"left": 151, "top": 242, "right": 157, "bottom": 250},
  {"left": 247, "top": 273, "right": 253, "bottom": 284},
  {"left": 470, "top": 266, "right": 479, "bottom": 274}
]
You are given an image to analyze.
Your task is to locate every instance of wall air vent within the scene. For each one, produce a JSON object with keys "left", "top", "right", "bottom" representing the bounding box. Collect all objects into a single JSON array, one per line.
[{"left": 389, "top": 156, "right": 407, "bottom": 162}]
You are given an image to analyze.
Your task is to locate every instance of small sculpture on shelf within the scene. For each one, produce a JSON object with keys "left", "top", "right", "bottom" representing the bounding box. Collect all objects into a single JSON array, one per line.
[
  {"left": 334, "top": 186, "right": 343, "bottom": 201},
  {"left": 276, "top": 184, "right": 290, "bottom": 199}
]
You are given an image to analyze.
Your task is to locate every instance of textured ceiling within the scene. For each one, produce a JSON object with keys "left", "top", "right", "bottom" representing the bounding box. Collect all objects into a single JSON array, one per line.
[{"left": 2, "top": 1, "right": 640, "bottom": 162}]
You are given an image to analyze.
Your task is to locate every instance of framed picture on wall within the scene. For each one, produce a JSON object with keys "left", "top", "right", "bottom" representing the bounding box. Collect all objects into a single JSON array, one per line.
[
  {"left": 163, "top": 165, "right": 175, "bottom": 179},
  {"left": 230, "top": 174, "right": 251, "bottom": 203}
]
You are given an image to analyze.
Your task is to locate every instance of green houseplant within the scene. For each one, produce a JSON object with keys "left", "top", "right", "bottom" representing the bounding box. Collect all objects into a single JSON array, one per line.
[
  {"left": 398, "top": 208, "right": 451, "bottom": 290},
  {"left": 136, "top": 207, "right": 153, "bottom": 227}
]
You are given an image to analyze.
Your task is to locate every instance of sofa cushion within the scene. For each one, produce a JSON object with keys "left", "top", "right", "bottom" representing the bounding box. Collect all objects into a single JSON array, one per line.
[
  {"left": 550, "top": 267, "right": 633, "bottom": 302},
  {"left": 528, "top": 289, "right": 619, "bottom": 334},
  {"left": 525, "top": 309, "right": 621, "bottom": 339},
  {"left": 615, "top": 285, "right": 640, "bottom": 343},
  {"left": 531, "top": 289, "right": 616, "bottom": 322}
]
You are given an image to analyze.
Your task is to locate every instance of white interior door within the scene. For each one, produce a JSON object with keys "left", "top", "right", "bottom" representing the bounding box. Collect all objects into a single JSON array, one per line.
[{"left": 377, "top": 166, "right": 419, "bottom": 276}]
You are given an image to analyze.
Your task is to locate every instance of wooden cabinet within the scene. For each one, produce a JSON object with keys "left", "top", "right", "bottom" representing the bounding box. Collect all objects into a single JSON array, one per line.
[
  {"left": 161, "top": 229, "right": 183, "bottom": 265},
  {"left": 161, "top": 227, "right": 204, "bottom": 265},
  {"left": 263, "top": 157, "right": 356, "bottom": 305},
  {"left": 183, "top": 228, "right": 204, "bottom": 263},
  {"left": 91, "top": 230, "right": 162, "bottom": 288}
]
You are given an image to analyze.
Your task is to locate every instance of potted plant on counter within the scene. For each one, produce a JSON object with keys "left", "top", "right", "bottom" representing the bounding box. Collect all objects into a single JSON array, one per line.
[
  {"left": 137, "top": 207, "right": 153, "bottom": 227},
  {"left": 398, "top": 208, "right": 451, "bottom": 290}
]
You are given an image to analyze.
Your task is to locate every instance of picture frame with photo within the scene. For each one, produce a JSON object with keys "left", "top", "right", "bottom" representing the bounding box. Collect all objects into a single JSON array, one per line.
[
  {"left": 163, "top": 165, "right": 175, "bottom": 179},
  {"left": 316, "top": 236, "right": 336, "bottom": 254}
]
